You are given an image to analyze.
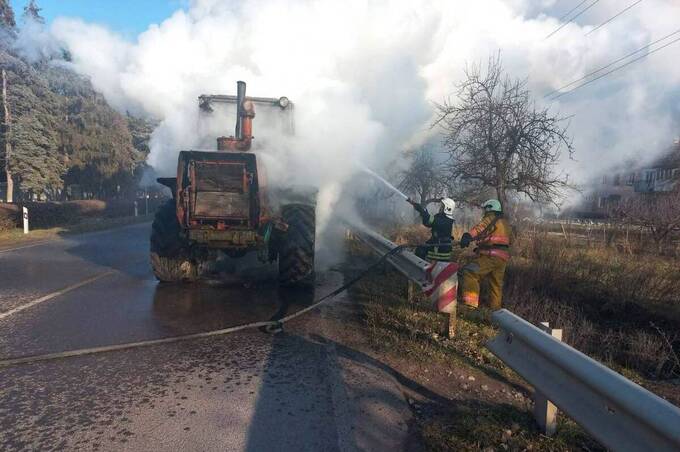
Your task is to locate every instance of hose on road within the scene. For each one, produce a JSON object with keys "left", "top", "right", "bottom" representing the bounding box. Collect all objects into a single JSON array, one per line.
[{"left": 0, "top": 243, "right": 413, "bottom": 368}]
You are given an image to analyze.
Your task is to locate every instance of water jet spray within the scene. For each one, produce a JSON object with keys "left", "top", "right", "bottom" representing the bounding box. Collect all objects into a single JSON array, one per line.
[{"left": 355, "top": 162, "right": 409, "bottom": 201}]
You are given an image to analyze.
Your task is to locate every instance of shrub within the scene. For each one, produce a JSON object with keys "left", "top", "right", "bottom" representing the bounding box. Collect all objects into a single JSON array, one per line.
[
  {"left": 20, "top": 202, "right": 81, "bottom": 228},
  {"left": 0, "top": 198, "right": 164, "bottom": 231},
  {"left": 0, "top": 203, "right": 19, "bottom": 231}
]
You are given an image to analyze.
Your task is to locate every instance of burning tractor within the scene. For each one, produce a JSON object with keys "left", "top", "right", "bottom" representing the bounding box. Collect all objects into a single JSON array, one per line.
[{"left": 151, "top": 81, "right": 316, "bottom": 286}]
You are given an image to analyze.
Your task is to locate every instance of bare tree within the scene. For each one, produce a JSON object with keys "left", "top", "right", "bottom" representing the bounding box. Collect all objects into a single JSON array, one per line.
[
  {"left": 398, "top": 145, "right": 448, "bottom": 206},
  {"left": 434, "top": 55, "right": 573, "bottom": 210},
  {"left": 616, "top": 188, "right": 680, "bottom": 253}
]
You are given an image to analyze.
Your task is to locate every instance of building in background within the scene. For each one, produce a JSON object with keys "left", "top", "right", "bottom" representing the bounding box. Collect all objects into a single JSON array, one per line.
[{"left": 569, "top": 140, "right": 680, "bottom": 219}]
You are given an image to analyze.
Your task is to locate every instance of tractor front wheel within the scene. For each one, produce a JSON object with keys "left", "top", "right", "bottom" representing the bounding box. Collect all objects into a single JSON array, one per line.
[
  {"left": 150, "top": 199, "right": 198, "bottom": 283},
  {"left": 278, "top": 204, "right": 316, "bottom": 286}
]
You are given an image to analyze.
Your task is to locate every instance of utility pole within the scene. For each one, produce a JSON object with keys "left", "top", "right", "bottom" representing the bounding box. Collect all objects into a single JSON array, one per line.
[{"left": 0, "top": 69, "right": 13, "bottom": 203}]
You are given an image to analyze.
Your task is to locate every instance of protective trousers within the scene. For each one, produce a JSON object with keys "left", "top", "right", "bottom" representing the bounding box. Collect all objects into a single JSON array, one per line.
[{"left": 459, "top": 254, "right": 507, "bottom": 311}]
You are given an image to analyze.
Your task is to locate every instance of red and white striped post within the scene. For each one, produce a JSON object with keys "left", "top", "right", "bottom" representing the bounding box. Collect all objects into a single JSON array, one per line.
[{"left": 423, "top": 261, "right": 459, "bottom": 337}]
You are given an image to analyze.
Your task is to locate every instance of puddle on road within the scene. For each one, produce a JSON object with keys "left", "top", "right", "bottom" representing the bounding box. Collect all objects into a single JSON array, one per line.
[
  {"left": 150, "top": 278, "right": 319, "bottom": 335},
  {"left": 149, "top": 253, "right": 344, "bottom": 335},
  {"left": 0, "top": 255, "right": 343, "bottom": 359}
]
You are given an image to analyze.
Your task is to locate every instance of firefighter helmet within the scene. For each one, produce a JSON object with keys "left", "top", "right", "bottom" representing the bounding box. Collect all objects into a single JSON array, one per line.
[
  {"left": 441, "top": 197, "right": 456, "bottom": 219},
  {"left": 482, "top": 199, "right": 502, "bottom": 213}
]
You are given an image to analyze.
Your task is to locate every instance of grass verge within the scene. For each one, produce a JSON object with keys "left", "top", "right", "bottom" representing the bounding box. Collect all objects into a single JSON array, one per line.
[
  {"left": 0, "top": 214, "right": 154, "bottom": 250},
  {"left": 343, "top": 239, "right": 603, "bottom": 451},
  {"left": 504, "top": 235, "right": 680, "bottom": 382}
]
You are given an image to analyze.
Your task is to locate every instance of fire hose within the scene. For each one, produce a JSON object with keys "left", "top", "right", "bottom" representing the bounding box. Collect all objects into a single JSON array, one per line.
[{"left": 0, "top": 241, "right": 443, "bottom": 368}]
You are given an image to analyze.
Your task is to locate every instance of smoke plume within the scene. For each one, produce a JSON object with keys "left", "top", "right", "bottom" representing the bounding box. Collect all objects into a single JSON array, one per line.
[{"left": 29, "top": 0, "right": 680, "bottom": 211}]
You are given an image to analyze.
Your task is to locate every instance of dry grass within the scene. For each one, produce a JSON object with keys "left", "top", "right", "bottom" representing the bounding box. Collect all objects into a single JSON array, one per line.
[
  {"left": 502, "top": 235, "right": 680, "bottom": 379},
  {"left": 345, "top": 226, "right": 680, "bottom": 449},
  {"left": 379, "top": 221, "right": 680, "bottom": 379},
  {"left": 343, "top": 240, "right": 601, "bottom": 451},
  {"left": 377, "top": 219, "right": 680, "bottom": 376},
  {"left": 419, "top": 403, "right": 599, "bottom": 452}
]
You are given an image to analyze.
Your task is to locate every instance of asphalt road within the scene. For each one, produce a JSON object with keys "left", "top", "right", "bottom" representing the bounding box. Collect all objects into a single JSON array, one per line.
[{"left": 0, "top": 223, "right": 411, "bottom": 451}]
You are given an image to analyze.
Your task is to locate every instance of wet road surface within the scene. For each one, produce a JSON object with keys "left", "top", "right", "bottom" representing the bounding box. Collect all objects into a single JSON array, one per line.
[{"left": 0, "top": 223, "right": 411, "bottom": 451}]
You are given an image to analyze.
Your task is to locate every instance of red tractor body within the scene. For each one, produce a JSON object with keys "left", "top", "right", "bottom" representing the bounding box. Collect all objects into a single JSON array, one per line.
[{"left": 151, "top": 82, "right": 315, "bottom": 284}]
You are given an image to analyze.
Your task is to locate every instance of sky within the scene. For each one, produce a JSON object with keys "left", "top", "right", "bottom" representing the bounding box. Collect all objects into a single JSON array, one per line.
[{"left": 11, "top": 0, "right": 186, "bottom": 37}]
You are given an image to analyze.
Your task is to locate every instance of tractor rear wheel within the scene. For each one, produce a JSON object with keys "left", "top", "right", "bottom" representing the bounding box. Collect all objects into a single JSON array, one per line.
[
  {"left": 150, "top": 199, "right": 198, "bottom": 282},
  {"left": 278, "top": 204, "right": 316, "bottom": 286}
]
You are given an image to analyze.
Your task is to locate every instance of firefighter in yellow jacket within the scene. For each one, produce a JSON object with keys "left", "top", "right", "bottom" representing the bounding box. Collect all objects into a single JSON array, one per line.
[{"left": 459, "top": 199, "right": 511, "bottom": 311}]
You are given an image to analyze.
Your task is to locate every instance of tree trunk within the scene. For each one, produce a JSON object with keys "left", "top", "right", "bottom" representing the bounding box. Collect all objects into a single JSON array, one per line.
[
  {"left": 496, "top": 185, "right": 509, "bottom": 218},
  {"left": 1, "top": 69, "right": 13, "bottom": 203}
]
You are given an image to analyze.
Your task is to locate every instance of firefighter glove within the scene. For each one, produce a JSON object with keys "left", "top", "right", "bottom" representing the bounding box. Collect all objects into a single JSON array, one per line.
[{"left": 460, "top": 232, "right": 473, "bottom": 248}]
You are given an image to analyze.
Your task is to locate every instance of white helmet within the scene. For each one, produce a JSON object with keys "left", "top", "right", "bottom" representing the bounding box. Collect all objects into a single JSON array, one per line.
[{"left": 441, "top": 197, "right": 456, "bottom": 219}]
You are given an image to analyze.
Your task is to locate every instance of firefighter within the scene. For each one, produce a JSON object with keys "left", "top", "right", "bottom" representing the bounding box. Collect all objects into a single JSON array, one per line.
[
  {"left": 407, "top": 197, "right": 456, "bottom": 262},
  {"left": 458, "top": 199, "right": 511, "bottom": 311}
]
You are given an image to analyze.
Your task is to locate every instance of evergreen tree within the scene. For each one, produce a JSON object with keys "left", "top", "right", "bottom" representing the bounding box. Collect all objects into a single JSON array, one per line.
[
  {"left": 3, "top": 52, "right": 65, "bottom": 199},
  {"left": 22, "top": 0, "right": 44, "bottom": 24},
  {"left": 127, "top": 113, "right": 156, "bottom": 155},
  {"left": 0, "top": 33, "right": 154, "bottom": 201},
  {"left": 0, "top": 0, "right": 16, "bottom": 29}
]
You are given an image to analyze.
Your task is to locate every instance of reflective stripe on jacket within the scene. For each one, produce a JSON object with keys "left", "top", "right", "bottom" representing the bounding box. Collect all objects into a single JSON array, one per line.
[
  {"left": 427, "top": 249, "right": 452, "bottom": 261},
  {"left": 416, "top": 206, "right": 454, "bottom": 257},
  {"left": 479, "top": 248, "right": 510, "bottom": 261}
]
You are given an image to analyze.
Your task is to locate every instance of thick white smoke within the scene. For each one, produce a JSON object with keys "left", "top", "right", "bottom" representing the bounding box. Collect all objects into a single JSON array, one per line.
[{"left": 40, "top": 0, "right": 680, "bottom": 211}]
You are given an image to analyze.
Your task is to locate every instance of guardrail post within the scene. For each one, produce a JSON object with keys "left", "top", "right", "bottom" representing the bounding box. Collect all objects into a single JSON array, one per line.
[
  {"left": 407, "top": 280, "right": 416, "bottom": 303},
  {"left": 534, "top": 322, "right": 562, "bottom": 436},
  {"left": 487, "top": 309, "right": 680, "bottom": 450},
  {"left": 447, "top": 306, "right": 457, "bottom": 338}
]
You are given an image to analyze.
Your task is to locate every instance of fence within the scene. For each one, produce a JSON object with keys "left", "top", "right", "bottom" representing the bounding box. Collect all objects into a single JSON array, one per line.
[{"left": 515, "top": 218, "right": 680, "bottom": 255}]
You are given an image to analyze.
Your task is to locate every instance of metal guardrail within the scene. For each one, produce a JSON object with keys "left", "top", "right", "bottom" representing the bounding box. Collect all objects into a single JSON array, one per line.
[
  {"left": 352, "top": 226, "right": 680, "bottom": 451},
  {"left": 488, "top": 309, "right": 680, "bottom": 452},
  {"left": 351, "top": 224, "right": 460, "bottom": 337},
  {"left": 351, "top": 225, "right": 431, "bottom": 288}
]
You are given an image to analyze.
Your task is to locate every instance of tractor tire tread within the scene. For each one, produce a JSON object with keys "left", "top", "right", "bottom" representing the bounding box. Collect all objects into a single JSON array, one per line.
[
  {"left": 150, "top": 199, "right": 198, "bottom": 282},
  {"left": 279, "top": 204, "right": 315, "bottom": 286}
]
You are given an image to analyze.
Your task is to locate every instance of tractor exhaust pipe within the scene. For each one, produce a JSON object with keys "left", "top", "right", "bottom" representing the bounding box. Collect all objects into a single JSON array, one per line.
[
  {"left": 235, "top": 81, "right": 246, "bottom": 141},
  {"left": 217, "top": 80, "right": 254, "bottom": 151}
]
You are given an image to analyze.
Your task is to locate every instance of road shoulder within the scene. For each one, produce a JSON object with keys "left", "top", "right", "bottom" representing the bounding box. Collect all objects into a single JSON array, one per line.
[
  {"left": 0, "top": 215, "right": 153, "bottom": 252},
  {"left": 287, "top": 291, "right": 419, "bottom": 451}
]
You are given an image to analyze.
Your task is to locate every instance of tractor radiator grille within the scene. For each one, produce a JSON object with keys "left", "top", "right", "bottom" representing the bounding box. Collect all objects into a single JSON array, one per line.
[
  {"left": 191, "top": 161, "right": 250, "bottom": 220},
  {"left": 194, "top": 162, "right": 245, "bottom": 193}
]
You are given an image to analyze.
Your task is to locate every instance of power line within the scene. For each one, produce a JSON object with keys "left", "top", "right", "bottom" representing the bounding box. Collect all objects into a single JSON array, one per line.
[
  {"left": 545, "top": 0, "right": 601, "bottom": 39},
  {"left": 557, "top": 0, "right": 590, "bottom": 23},
  {"left": 545, "top": 28, "right": 680, "bottom": 98},
  {"left": 585, "top": 0, "right": 643, "bottom": 36},
  {"left": 550, "top": 35, "right": 680, "bottom": 100}
]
